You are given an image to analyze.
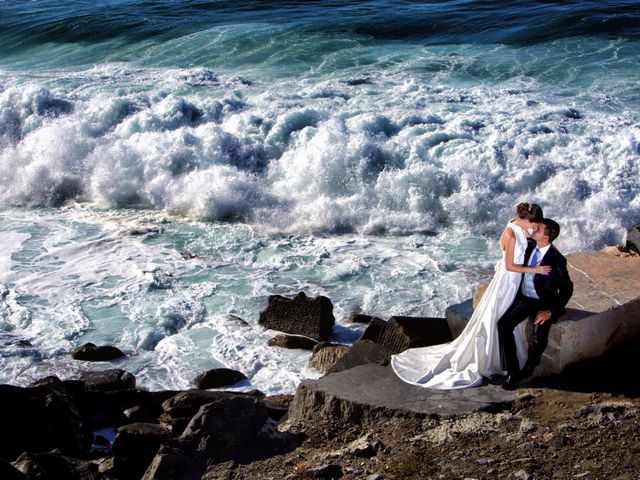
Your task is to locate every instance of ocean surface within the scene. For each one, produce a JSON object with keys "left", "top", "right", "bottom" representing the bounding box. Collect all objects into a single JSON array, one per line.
[{"left": 1, "top": 0, "right": 639, "bottom": 394}]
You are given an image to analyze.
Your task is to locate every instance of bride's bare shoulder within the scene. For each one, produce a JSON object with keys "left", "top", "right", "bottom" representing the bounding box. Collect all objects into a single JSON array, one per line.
[{"left": 500, "top": 225, "right": 515, "bottom": 250}]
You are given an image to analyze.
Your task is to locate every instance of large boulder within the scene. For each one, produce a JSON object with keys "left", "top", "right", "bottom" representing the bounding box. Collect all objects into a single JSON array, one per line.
[
  {"left": 259, "top": 292, "right": 335, "bottom": 341},
  {"left": 112, "top": 423, "right": 170, "bottom": 480},
  {"left": 626, "top": 223, "right": 640, "bottom": 254},
  {"left": 308, "top": 343, "right": 350, "bottom": 374},
  {"left": 179, "top": 396, "right": 269, "bottom": 463},
  {"left": 0, "top": 377, "right": 92, "bottom": 460},
  {"left": 267, "top": 334, "right": 318, "bottom": 350},
  {"left": 378, "top": 316, "right": 452, "bottom": 354},
  {"left": 72, "top": 343, "right": 126, "bottom": 361},
  {"left": 80, "top": 369, "right": 136, "bottom": 392},
  {"left": 327, "top": 340, "right": 391, "bottom": 375},
  {"left": 160, "top": 390, "right": 262, "bottom": 435},
  {"left": 193, "top": 368, "right": 247, "bottom": 389}
]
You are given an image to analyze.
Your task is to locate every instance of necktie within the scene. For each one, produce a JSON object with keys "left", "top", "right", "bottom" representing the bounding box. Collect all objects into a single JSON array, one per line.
[{"left": 529, "top": 248, "right": 541, "bottom": 267}]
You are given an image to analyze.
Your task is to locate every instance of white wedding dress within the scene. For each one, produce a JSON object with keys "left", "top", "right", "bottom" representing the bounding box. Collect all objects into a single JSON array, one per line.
[{"left": 391, "top": 222, "right": 529, "bottom": 389}]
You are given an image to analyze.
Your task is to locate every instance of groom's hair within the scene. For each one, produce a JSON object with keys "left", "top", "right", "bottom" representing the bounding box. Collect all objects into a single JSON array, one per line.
[{"left": 541, "top": 218, "right": 560, "bottom": 242}]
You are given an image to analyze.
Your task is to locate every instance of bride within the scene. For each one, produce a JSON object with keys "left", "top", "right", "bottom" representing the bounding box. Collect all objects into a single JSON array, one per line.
[{"left": 390, "top": 203, "right": 550, "bottom": 389}]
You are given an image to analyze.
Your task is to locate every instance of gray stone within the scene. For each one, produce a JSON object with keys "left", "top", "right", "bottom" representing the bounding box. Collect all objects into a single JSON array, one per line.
[
  {"left": 72, "top": 342, "right": 126, "bottom": 361},
  {"left": 283, "top": 364, "right": 515, "bottom": 427},
  {"left": 327, "top": 340, "right": 391, "bottom": 375},
  {"left": 626, "top": 223, "right": 640, "bottom": 254},
  {"left": 445, "top": 299, "right": 473, "bottom": 339},
  {"left": 378, "top": 316, "right": 452, "bottom": 354},
  {"left": 193, "top": 368, "right": 247, "bottom": 389},
  {"left": 267, "top": 334, "right": 318, "bottom": 350},
  {"left": 259, "top": 292, "right": 335, "bottom": 341},
  {"left": 308, "top": 343, "right": 350, "bottom": 374},
  {"left": 142, "top": 444, "right": 197, "bottom": 480}
]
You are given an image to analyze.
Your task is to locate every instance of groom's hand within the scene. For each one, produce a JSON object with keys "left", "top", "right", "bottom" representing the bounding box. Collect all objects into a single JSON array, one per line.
[{"left": 533, "top": 310, "right": 552, "bottom": 325}]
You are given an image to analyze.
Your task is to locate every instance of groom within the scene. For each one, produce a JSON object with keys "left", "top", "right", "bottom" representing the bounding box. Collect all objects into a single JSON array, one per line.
[{"left": 498, "top": 218, "right": 573, "bottom": 389}]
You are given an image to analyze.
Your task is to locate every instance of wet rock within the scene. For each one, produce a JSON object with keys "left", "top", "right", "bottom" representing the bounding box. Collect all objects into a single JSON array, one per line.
[
  {"left": 308, "top": 343, "right": 350, "bottom": 374},
  {"left": 72, "top": 343, "right": 126, "bottom": 361},
  {"left": 327, "top": 339, "right": 391, "bottom": 374},
  {"left": 268, "top": 334, "right": 318, "bottom": 350},
  {"left": 0, "top": 377, "right": 92, "bottom": 460},
  {"left": 359, "top": 317, "right": 387, "bottom": 343},
  {"left": 378, "top": 316, "right": 453, "bottom": 354},
  {"left": 193, "top": 368, "right": 247, "bottom": 389},
  {"left": 112, "top": 423, "right": 170, "bottom": 480},
  {"left": 259, "top": 292, "right": 335, "bottom": 341},
  {"left": 80, "top": 369, "right": 136, "bottom": 392},
  {"left": 626, "top": 223, "right": 640, "bottom": 254}
]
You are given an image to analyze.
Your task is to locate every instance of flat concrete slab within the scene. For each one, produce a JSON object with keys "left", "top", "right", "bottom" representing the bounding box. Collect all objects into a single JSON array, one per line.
[{"left": 285, "top": 364, "right": 515, "bottom": 425}]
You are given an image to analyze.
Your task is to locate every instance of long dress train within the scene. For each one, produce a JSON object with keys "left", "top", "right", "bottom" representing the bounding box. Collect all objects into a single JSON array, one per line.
[{"left": 390, "top": 222, "right": 529, "bottom": 389}]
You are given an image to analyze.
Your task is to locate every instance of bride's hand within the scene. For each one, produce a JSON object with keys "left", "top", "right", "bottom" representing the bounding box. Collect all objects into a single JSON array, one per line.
[{"left": 534, "top": 264, "right": 551, "bottom": 275}]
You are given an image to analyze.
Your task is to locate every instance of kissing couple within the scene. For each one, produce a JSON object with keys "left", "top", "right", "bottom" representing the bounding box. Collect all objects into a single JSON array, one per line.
[{"left": 391, "top": 203, "right": 574, "bottom": 390}]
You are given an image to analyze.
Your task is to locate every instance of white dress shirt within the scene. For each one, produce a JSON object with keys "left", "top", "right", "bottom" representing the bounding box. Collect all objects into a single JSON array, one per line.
[{"left": 521, "top": 244, "right": 551, "bottom": 299}]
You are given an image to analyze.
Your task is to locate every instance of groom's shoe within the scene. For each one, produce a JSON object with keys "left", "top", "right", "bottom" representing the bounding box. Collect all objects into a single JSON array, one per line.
[{"left": 501, "top": 373, "right": 523, "bottom": 390}]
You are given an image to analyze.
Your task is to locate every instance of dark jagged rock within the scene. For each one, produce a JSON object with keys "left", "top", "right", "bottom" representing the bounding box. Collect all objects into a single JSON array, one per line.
[
  {"left": 0, "top": 458, "right": 28, "bottom": 480},
  {"left": 112, "top": 423, "right": 170, "bottom": 480},
  {"left": 179, "top": 396, "right": 269, "bottom": 463},
  {"left": 80, "top": 369, "right": 136, "bottom": 392},
  {"left": 11, "top": 451, "right": 101, "bottom": 480},
  {"left": 347, "top": 313, "right": 382, "bottom": 324},
  {"left": 142, "top": 443, "right": 196, "bottom": 480},
  {"left": 358, "top": 317, "right": 387, "bottom": 343},
  {"left": 327, "top": 340, "right": 392, "bottom": 375},
  {"left": 0, "top": 377, "right": 92, "bottom": 460},
  {"left": 160, "top": 390, "right": 263, "bottom": 435},
  {"left": 72, "top": 343, "right": 126, "bottom": 361},
  {"left": 378, "top": 316, "right": 452, "bottom": 354},
  {"left": 193, "top": 368, "right": 247, "bottom": 389},
  {"left": 445, "top": 299, "right": 473, "bottom": 339},
  {"left": 267, "top": 334, "right": 318, "bottom": 350},
  {"left": 308, "top": 343, "right": 350, "bottom": 374},
  {"left": 259, "top": 292, "right": 335, "bottom": 341},
  {"left": 626, "top": 223, "right": 640, "bottom": 254}
]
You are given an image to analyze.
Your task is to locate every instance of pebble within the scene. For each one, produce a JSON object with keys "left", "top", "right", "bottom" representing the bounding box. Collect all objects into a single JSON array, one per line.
[{"left": 513, "top": 470, "right": 532, "bottom": 480}]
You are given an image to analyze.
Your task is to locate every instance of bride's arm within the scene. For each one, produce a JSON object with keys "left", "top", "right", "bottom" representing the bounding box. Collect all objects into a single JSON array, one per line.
[{"left": 500, "top": 229, "right": 550, "bottom": 274}]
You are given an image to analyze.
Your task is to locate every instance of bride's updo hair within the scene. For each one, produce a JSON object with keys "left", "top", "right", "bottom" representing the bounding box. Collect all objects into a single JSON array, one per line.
[{"left": 515, "top": 202, "right": 543, "bottom": 222}]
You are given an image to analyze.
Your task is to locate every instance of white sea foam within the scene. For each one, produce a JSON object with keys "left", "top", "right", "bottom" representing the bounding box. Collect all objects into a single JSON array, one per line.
[{"left": 1, "top": 50, "right": 638, "bottom": 251}]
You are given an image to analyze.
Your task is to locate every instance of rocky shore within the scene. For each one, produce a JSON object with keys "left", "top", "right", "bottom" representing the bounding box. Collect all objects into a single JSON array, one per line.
[{"left": 2, "top": 234, "right": 639, "bottom": 480}]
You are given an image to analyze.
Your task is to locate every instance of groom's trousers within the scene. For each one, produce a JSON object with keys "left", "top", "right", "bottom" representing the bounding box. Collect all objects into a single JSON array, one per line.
[{"left": 497, "top": 291, "right": 554, "bottom": 376}]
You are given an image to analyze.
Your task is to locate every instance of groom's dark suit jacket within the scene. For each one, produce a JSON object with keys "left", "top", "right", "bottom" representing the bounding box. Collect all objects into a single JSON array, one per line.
[{"left": 523, "top": 239, "right": 574, "bottom": 320}]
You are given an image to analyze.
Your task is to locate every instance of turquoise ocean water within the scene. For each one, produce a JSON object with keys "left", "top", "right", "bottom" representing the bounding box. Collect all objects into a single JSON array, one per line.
[{"left": 0, "top": 1, "right": 639, "bottom": 393}]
